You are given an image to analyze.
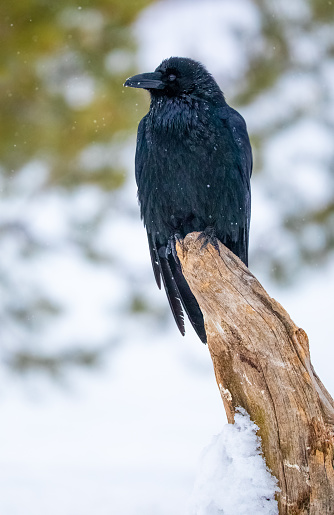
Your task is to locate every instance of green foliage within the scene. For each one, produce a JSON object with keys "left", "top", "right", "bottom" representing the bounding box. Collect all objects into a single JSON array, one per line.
[
  {"left": 0, "top": 0, "right": 150, "bottom": 188},
  {"left": 0, "top": 0, "right": 153, "bottom": 373}
]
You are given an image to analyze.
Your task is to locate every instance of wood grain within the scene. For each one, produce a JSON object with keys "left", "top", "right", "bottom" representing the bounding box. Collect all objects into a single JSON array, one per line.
[{"left": 176, "top": 232, "right": 334, "bottom": 514}]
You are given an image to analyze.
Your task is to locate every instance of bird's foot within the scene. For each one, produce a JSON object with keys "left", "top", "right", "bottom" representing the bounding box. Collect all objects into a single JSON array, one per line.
[
  {"left": 197, "top": 227, "right": 220, "bottom": 254},
  {"left": 166, "top": 233, "right": 182, "bottom": 265}
]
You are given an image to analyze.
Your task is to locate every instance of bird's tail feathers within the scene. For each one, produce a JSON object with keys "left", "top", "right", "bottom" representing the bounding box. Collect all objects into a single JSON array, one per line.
[
  {"left": 169, "top": 258, "right": 207, "bottom": 343},
  {"left": 147, "top": 232, "right": 161, "bottom": 289},
  {"left": 156, "top": 249, "right": 185, "bottom": 336},
  {"left": 148, "top": 233, "right": 207, "bottom": 343}
]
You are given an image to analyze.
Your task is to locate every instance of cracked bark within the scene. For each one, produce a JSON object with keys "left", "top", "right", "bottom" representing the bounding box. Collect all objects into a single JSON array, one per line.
[{"left": 176, "top": 232, "right": 334, "bottom": 515}]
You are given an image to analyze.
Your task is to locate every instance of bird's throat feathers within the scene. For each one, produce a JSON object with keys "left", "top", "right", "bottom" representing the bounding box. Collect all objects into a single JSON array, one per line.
[{"left": 148, "top": 94, "right": 225, "bottom": 135}]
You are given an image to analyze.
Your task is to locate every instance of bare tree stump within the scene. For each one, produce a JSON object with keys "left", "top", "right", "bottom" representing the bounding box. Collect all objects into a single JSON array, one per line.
[{"left": 176, "top": 233, "right": 334, "bottom": 515}]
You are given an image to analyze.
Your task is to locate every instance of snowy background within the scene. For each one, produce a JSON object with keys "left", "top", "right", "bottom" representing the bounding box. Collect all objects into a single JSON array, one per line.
[{"left": 1, "top": 0, "right": 334, "bottom": 514}]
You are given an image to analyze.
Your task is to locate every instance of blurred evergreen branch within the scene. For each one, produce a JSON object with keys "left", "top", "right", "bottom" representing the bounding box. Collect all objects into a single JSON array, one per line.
[{"left": 0, "top": 0, "right": 152, "bottom": 373}]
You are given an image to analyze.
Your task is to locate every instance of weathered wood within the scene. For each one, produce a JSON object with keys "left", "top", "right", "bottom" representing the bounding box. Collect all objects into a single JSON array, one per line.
[{"left": 176, "top": 232, "right": 334, "bottom": 515}]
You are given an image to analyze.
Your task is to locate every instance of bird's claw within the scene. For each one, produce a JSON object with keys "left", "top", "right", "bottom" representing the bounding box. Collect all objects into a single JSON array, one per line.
[{"left": 197, "top": 227, "right": 220, "bottom": 254}]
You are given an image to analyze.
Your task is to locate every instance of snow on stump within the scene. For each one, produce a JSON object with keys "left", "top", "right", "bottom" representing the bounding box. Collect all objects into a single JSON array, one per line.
[
  {"left": 176, "top": 232, "right": 334, "bottom": 515},
  {"left": 189, "top": 408, "right": 279, "bottom": 515}
]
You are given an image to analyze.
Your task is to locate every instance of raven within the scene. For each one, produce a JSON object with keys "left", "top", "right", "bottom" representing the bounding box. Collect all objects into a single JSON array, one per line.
[{"left": 125, "top": 57, "right": 252, "bottom": 343}]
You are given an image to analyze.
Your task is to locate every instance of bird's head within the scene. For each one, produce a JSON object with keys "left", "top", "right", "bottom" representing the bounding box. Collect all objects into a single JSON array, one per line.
[{"left": 124, "top": 57, "right": 224, "bottom": 103}]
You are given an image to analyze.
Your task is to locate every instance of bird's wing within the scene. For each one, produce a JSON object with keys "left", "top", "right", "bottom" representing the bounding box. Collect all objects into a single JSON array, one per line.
[
  {"left": 135, "top": 116, "right": 161, "bottom": 289},
  {"left": 227, "top": 107, "right": 253, "bottom": 182},
  {"left": 134, "top": 115, "right": 148, "bottom": 185},
  {"left": 135, "top": 115, "right": 206, "bottom": 342},
  {"left": 221, "top": 106, "right": 252, "bottom": 266},
  {"left": 135, "top": 116, "right": 187, "bottom": 336}
]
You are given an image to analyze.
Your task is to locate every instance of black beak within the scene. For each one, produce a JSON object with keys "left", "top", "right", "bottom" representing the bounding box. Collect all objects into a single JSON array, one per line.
[{"left": 124, "top": 72, "right": 164, "bottom": 90}]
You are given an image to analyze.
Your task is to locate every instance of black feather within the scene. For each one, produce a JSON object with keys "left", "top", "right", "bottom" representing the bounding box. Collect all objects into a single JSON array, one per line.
[
  {"left": 169, "top": 258, "right": 207, "bottom": 343},
  {"left": 126, "top": 57, "right": 252, "bottom": 342},
  {"left": 156, "top": 247, "right": 185, "bottom": 337},
  {"left": 147, "top": 232, "right": 161, "bottom": 289}
]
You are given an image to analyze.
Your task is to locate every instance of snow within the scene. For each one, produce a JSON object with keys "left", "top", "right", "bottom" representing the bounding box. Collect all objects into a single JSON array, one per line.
[
  {"left": 0, "top": 338, "right": 225, "bottom": 515},
  {"left": 188, "top": 408, "right": 279, "bottom": 515}
]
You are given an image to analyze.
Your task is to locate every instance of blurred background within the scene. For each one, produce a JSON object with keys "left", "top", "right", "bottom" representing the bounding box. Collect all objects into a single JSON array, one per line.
[{"left": 0, "top": 0, "right": 333, "bottom": 513}]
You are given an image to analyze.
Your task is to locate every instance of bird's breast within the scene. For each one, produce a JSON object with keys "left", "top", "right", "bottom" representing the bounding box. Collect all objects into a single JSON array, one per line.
[{"left": 138, "top": 105, "right": 245, "bottom": 245}]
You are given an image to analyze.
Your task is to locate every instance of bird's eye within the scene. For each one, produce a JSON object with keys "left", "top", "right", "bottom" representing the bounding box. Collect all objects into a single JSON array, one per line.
[{"left": 168, "top": 74, "right": 177, "bottom": 82}]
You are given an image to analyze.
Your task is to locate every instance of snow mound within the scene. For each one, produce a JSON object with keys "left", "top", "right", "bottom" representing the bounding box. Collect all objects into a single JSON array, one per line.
[{"left": 188, "top": 408, "right": 279, "bottom": 515}]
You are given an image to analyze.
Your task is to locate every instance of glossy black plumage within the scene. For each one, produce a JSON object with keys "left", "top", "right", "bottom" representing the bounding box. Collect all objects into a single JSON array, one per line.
[{"left": 125, "top": 57, "right": 252, "bottom": 343}]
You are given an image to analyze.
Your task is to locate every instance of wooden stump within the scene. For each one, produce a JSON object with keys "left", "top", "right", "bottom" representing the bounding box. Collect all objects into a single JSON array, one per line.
[{"left": 176, "top": 233, "right": 334, "bottom": 514}]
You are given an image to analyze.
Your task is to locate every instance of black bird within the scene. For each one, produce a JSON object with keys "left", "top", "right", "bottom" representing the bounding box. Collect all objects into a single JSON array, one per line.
[{"left": 125, "top": 57, "right": 252, "bottom": 343}]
